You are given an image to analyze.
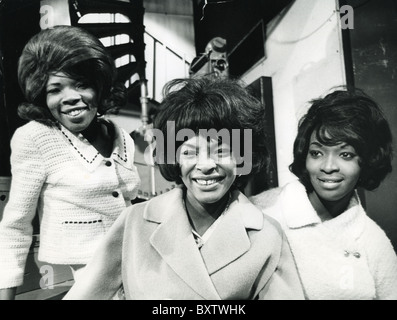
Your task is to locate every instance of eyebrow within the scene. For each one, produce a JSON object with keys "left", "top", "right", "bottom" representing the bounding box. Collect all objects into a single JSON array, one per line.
[
  {"left": 309, "top": 141, "right": 323, "bottom": 147},
  {"left": 46, "top": 82, "right": 61, "bottom": 87},
  {"left": 181, "top": 141, "right": 223, "bottom": 149},
  {"left": 181, "top": 143, "right": 198, "bottom": 149},
  {"left": 309, "top": 141, "right": 351, "bottom": 149}
]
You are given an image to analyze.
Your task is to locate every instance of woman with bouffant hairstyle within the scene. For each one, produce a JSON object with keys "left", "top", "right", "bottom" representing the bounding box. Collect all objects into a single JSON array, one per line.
[
  {"left": 289, "top": 89, "right": 392, "bottom": 192},
  {"left": 64, "top": 76, "right": 304, "bottom": 300},
  {"left": 153, "top": 77, "right": 269, "bottom": 190},
  {"left": 252, "top": 88, "right": 397, "bottom": 299},
  {"left": 17, "top": 25, "right": 125, "bottom": 120},
  {"left": 0, "top": 25, "right": 140, "bottom": 300}
]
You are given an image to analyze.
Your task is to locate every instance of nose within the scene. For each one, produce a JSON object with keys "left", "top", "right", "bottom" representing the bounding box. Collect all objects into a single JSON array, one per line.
[
  {"left": 196, "top": 152, "right": 217, "bottom": 173},
  {"left": 320, "top": 154, "right": 339, "bottom": 173},
  {"left": 61, "top": 87, "right": 81, "bottom": 105}
]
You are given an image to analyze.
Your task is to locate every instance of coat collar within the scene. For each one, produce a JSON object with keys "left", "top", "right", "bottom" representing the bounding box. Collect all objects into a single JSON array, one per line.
[
  {"left": 56, "top": 119, "right": 132, "bottom": 172},
  {"left": 144, "top": 186, "right": 264, "bottom": 299},
  {"left": 144, "top": 186, "right": 264, "bottom": 228},
  {"left": 281, "top": 180, "right": 366, "bottom": 239}
]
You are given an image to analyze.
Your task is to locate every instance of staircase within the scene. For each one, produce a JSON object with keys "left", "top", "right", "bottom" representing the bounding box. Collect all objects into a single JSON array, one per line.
[
  {"left": 68, "top": 0, "right": 150, "bottom": 124},
  {"left": 68, "top": 0, "right": 195, "bottom": 200}
]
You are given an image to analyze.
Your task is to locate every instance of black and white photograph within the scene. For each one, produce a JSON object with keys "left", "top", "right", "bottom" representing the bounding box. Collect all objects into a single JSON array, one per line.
[{"left": 0, "top": 0, "right": 396, "bottom": 305}]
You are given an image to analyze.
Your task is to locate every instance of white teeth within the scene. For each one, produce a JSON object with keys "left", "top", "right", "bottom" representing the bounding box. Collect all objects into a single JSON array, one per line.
[
  {"left": 195, "top": 179, "right": 219, "bottom": 185},
  {"left": 321, "top": 180, "right": 341, "bottom": 183},
  {"left": 66, "top": 109, "right": 85, "bottom": 116}
]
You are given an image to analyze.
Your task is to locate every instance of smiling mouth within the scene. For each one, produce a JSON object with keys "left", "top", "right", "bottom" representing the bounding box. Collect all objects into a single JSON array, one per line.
[
  {"left": 194, "top": 178, "right": 223, "bottom": 186},
  {"left": 62, "top": 107, "right": 88, "bottom": 117},
  {"left": 318, "top": 178, "right": 343, "bottom": 184}
]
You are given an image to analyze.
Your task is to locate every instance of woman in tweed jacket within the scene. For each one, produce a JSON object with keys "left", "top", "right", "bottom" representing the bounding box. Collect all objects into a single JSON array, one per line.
[{"left": 0, "top": 26, "right": 140, "bottom": 299}]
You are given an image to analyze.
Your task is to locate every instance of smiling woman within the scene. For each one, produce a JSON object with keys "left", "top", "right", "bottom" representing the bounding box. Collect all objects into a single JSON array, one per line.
[
  {"left": 305, "top": 134, "right": 362, "bottom": 220},
  {"left": 251, "top": 88, "right": 397, "bottom": 300},
  {"left": 63, "top": 76, "right": 305, "bottom": 300},
  {"left": 45, "top": 72, "right": 99, "bottom": 134},
  {"left": 0, "top": 25, "right": 141, "bottom": 300}
]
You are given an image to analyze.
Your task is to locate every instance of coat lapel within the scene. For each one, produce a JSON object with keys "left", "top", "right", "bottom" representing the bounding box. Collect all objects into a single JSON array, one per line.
[
  {"left": 146, "top": 188, "right": 221, "bottom": 300},
  {"left": 200, "top": 190, "right": 264, "bottom": 275}
]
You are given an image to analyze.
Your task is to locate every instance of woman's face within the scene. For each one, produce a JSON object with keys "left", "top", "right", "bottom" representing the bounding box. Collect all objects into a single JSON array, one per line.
[
  {"left": 179, "top": 134, "right": 237, "bottom": 210},
  {"left": 306, "top": 132, "right": 361, "bottom": 203},
  {"left": 46, "top": 72, "right": 98, "bottom": 133}
]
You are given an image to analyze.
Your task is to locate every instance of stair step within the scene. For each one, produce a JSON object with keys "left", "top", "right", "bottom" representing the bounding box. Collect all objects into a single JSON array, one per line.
[
  {"left": 71, "top": 0, "right": 144, "bottom": 18},
  {"left": 106, "top": 42, "right": 138, "bottom": 60},
  {"left": 77, "top": 22, "right": 144, "bottom": 39},
  {"left": 116, "top": 61, "right": 139, "bottom": 83}
]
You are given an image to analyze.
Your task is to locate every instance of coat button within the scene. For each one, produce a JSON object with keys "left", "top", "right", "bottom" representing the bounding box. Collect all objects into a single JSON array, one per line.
[
  {"left": 112, "top": 191, "right": 119, "bottom": 198},
  {"left": 105, "top": 161, "right": 112, "bottom": 167}
]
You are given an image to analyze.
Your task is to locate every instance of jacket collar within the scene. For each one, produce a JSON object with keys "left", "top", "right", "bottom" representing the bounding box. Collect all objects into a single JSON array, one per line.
[
  {"left": 281, "top": 180, "right": 366, "bottom": 239},
  {"left": 144, "top": 186, "right": 264, "bottom": 229},
  {"left": 282, "top": 180, "right": 322, "bottom": 228},
  {"left": 56, "top": 119, "right": 132, "bottom": 172},
  {"left": 144, "top": 186, "right": 264, "bottom": 299}
]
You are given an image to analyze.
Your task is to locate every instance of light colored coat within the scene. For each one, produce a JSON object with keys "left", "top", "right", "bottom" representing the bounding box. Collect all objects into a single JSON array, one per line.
[
  {"left": 0, "top": 120, "right": 140, "bottom": 289},
  {"left": 64, "top": 187, "right": 305, "bottom": 300},
  {"left": 251, "top": 179, "right": 397, "bottom": 300}
]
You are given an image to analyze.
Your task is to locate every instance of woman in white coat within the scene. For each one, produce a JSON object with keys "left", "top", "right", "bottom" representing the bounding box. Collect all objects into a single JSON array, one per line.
[{"left": 251, "top": 88, "right": 397, "bottom": 299}]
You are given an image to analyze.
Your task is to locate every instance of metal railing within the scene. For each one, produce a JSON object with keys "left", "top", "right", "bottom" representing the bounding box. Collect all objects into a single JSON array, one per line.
[{"left": 144, "top": 30, "right": 193, "bottom": 102}]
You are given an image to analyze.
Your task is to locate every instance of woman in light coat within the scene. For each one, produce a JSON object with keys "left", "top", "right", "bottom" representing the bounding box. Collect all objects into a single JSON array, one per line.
[
  {"left": 64, "top": 76, "right": 304, "bottom": 300},
  {"left": 251, "top": 88, "right": 397, "bottom": 299}
]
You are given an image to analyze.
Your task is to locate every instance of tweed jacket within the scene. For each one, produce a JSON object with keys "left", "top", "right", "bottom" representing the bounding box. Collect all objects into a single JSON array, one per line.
[
  {"left": 250, "top": 179, "right": 397, "bottom": 300},
  {"left": 64, "top": 186, "right": 305, "bottom": 300},
  {"left": 0, "top": 120, "right": 140, "bottom": 289}
]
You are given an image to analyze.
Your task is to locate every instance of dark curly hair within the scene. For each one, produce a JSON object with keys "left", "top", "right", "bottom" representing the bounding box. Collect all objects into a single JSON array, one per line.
[
  {"left": 17, "top": 25, "right": 126, "bottom": 122},
  {"left": 152, "top": 76, "right": 269, "bottom": 190},
  {"left": 290, "top": 87, "right": 393, "bottom": 192}
]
